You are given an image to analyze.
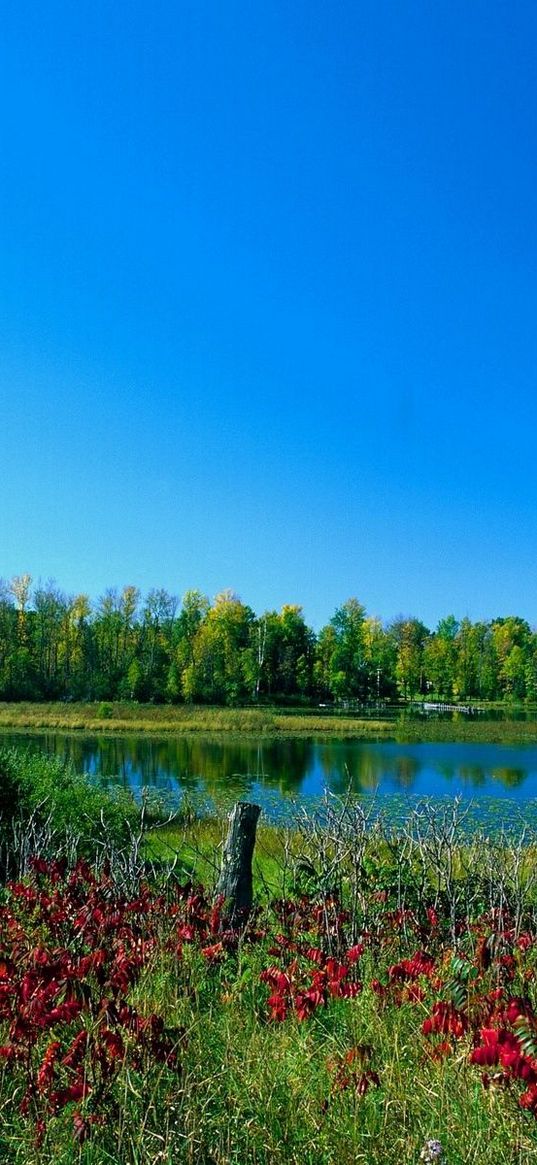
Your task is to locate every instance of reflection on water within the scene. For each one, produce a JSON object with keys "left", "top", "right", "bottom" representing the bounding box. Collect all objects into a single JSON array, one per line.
[{"left": 3, "top": 733, "right": 537, "bottom": 816}]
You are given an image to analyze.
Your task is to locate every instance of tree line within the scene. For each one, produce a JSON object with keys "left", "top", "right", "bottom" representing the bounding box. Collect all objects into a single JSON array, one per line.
[{"left": 1, "top": 574, "right": 536, "bottom": 705}]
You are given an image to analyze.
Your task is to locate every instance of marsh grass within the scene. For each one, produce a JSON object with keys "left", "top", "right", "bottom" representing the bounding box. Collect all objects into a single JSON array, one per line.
[
  {"left": 1, "top": 701, "right": 537, "bottom": 744},
  {"left": 0, "top": 701, "right": 284, "bottom": 736}
]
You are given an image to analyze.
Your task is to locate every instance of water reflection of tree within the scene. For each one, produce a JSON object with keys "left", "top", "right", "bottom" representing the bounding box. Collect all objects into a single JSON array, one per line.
[
  {"left": 7, "top": 733, "right": 535, "bottom": 807},
  {"left": 26, "top": 733, "right": 316, "bottom": 799},
  {"left": 318, "top": 744, "right": 384, "bottom": 794},
  {"left": 491, "top": 767, "right": 525, "bottom": 788},
  {"left": 317, "top": 744, "right": 420, "bottom": 793},
  {"left": 390, "top": 755, "right": 420, "bottom": 788},
  {"left": 457, "top": 765, "right": 486, "bottom": 788}
]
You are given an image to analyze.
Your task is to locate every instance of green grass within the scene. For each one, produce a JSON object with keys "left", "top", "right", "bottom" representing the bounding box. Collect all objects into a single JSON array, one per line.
[
  {"left": 393, "top": 717, "right": 537, "bottom": 745},
  {"left": 132, "top": 963, "right": 533, "bottom": 1165},
  {"left": 1, "top": 700, "right": 537, "bottom": 744},
  {"left": 144, "top": 814, "right": 303, "bottom": 897}
]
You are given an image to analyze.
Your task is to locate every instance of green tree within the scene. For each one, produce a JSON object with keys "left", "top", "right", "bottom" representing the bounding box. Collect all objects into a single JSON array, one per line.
[
  {"left": 32, "top": 583, "right": 68, "bottom": 698},
  {"left": 64, "top": 594, "right": 92, "bottom": 699},
  {"left": 188, "top": 591, "right": 255, "bottom": 704},
  {"left": 389, "top": 617, "right": 429, "bottom": 700},
  {"left": 0, "top": 582, "right": 17, "bottom": 699},
  {"left": 363, "top": 616, "right": 397, "bottom": 700},
  {"left": 256, "top": 606, "right": 315, "bottom": 700},
  {"left": 525, "top": 634, "right": 537, "bottom": 702},
  {"left": 126, "top": 657, "right": 143, "bottom": 700},
  {"left": 172, "top": 590, "right": 210, "bottom": 703},
  {"left": 138, "top": 589, "right": 176, "bottom": 700},
  {"left": 93, "top": 589, "right": 124, "bottom": 698},
  {"left": 317, "top": 599, "right": 367, "bottom": 701},
  {"left": 453, "top": 617, "right": 478, "bottom": 699},
  {"left": 423, "top": 616, "right": 459, "bottom": 699},
  {"left": 314, "top": 623, "right": 337, "bottom": 700},
  {"left": 491, "top": 617, "right": 531, "bottom": 700}
]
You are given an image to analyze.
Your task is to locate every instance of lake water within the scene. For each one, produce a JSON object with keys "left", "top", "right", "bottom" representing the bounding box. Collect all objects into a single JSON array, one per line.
[{"left": 4, "top": 731, "right": 537, "bottom": 826}]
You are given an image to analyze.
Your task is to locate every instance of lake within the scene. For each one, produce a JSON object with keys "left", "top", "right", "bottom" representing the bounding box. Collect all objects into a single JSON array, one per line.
[{"left": 4, "top": 731, "right": 537, "bottom": 826}]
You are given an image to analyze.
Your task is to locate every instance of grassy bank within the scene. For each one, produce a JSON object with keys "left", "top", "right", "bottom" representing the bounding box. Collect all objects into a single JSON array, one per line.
[
  {"left": 1, "top": 700, "right": 537, "bottom": 743},
  {"left": 0, "top": 700, "right": 385, "bottom": 736}
]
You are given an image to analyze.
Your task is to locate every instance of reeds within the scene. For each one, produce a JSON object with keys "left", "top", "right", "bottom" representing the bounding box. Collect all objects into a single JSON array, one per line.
[{"left": 1, "top": 700, "right": 536, "bottom": 743}]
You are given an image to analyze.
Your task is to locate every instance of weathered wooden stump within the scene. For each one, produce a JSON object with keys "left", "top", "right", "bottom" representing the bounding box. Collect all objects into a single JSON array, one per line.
[{"left": 216, "top": 801, "right": 260, "bottom": 926}]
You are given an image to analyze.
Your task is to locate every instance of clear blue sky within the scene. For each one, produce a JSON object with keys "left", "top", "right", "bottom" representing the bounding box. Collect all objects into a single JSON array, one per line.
[{"left": 1, "top": 1, "right": 536, "bottom": 630}]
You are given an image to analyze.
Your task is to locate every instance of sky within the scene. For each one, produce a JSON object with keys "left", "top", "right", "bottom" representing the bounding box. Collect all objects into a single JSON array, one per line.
[{"left": 1, "top": 0, "right": 536, "bottom": 630}]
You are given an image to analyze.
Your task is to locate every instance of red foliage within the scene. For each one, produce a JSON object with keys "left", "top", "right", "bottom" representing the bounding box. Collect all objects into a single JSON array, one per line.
[
  {"left": 422, "top": 1001, "right": 468, "bottom": 1039},
  {"left": 389, "top": 950, "right": 436, "bottom": 983},
  {"left": 37, "top": 1040, "right": 61, "bottom": 1091},
  {"left": 0, "top": 858, "right": 186, "bottom": 1139},
  {"left": 4, "top": 852, "right": 537, "bottom": 1142}
]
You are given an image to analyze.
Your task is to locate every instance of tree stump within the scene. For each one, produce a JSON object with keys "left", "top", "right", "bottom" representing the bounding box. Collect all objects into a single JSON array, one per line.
[{"left": 216, "top": 801, "right": 260, "bottom": 926}]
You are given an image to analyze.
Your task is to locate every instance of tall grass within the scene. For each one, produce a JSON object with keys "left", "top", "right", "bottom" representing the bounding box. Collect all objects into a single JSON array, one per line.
[{"left": 1, "top": 700, "right": 537, "bottom": 743}]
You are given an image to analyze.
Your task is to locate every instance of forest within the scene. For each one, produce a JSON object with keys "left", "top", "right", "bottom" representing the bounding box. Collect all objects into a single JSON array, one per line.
[{"left": 0, "top": 574, "right": 536, "bottom": 706}]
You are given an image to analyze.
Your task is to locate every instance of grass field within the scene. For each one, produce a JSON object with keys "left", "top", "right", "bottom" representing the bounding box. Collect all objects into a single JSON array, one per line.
[{"left": 1, "top": 701, "right": 537, "bottom": 744}]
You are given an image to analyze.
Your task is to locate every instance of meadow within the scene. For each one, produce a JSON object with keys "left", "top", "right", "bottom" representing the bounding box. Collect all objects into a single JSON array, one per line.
[{"left": 1, "top": 748, "right": 537, "bottom": 1160}]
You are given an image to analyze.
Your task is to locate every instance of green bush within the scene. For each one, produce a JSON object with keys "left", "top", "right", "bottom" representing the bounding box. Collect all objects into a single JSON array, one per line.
[
  {"left": 0, "top": 747, "right": 139, "bottom": 855},
  {"left": 96, "top": 701, "right": 114, "bottom": 719}
]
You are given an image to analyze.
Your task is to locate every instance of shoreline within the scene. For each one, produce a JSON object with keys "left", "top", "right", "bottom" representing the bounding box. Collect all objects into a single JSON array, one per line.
[{"left": 1, "top": 701, "right": 537, "bottom": 744}]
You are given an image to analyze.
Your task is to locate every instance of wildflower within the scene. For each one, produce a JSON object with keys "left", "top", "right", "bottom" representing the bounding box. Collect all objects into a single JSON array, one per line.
[
  {"left": 340, "top": 979, "right": 362, "bottom": 998},
  {"left": 470, "top": 1028, "right": 502, "bottom": 1067},
  {"left": 45, "top": 1000, "right": 83, "bottom": 1026},
  {"left": 295, "top": 991, "right": 319, "bottom": 1021},
  {"left": 505, "top": 996, "right": 534, "bottom": 1024},
  {"left": 177, "top": 924, "right": 196, "bottom": 942},
  {"left": 29, "top": 857, "right": 50, "bottom": 877},
  {"left": 420, "top": 1140, "right": 444, "bottom": 1162},
  {"left": 49, "top": 1080, "right": 91, "bottom": 1112},
  {"left": 475, "top": 935, "right": 492, "bottom": 971},
  {"left": 426, "top": 1040, "right": 452, "bottom": 1061},
  {"left": 389, "top": 950, "right": 435, "bottom": 982},
  {"left": 403, "top": 983, "right": 425, "bottom": 1004},
  {"left": 260, "top": 967, "right": 292, "bottom": 993},
  {"left": 356, "top": 1069, "right": 380, "bottom": 1094},
  {"left": 34, "top": 1117, "right": 46, "bottom": 1148},
  {"left": 99, "top": 1028, "right": 125, "bottom": 1061}
]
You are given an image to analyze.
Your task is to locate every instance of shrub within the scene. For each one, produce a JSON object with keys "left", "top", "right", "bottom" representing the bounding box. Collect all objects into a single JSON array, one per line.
[
  {"left": 0, "top": 747, "right": 139, "bottom": 860},
  {"left": 95, "top": 701, "right": 114, "bottom": 720}
]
